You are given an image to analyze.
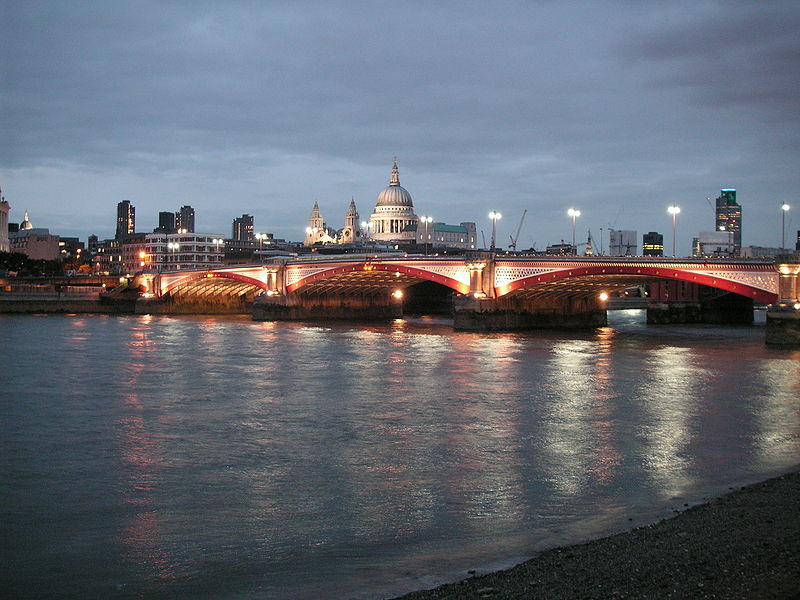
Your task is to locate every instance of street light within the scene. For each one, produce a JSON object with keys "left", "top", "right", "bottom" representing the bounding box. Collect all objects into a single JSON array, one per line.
[
  {"left": 667, "top": 205, "right": 681, "bottom": 257},
  {"left": 781, "top": 203, "right": 790, "bottom": 250},
  {"left": 360, "top": 221, "right": 370, "bottom": 243},
  {"left": 167, "top": 241, "right": 180, "bottom": 270},
  {"left": 567, "top": 208, "right": 581, "bottom": 254},
  {"left": 212, "top": 238, "right": 223, "bottom": 264},
  {"left": 420, "top": 215, "right": 433, "bottom": 255},
  {"left": 488, "top": 211, "right": 502, "bottom": 251}
]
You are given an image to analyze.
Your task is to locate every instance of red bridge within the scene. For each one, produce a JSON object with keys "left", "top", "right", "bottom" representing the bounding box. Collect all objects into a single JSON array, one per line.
[{"left": 137, "top": 253, "right": 800, "bottom": 332}]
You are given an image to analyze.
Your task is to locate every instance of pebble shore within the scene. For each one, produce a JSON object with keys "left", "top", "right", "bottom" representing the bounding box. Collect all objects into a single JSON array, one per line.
[{"left": 394, "top": 470, "right": 799, "bottom": 599}]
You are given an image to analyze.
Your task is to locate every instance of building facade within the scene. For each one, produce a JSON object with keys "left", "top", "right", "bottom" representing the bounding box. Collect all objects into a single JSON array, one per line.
[
  {"left": 121, "top": 232, "right": 224, "bottom": 273},
  {"left": 9, "top": 228, "right": 60, "bottom": 260},
  {"left": 116, "top": 200, "right": 135, "bottom": 239},
  {"left": 715, "top": 189, "right": 741, "bottom": 255},
  {"left": 642, "top": 231, "right": 664, "bottom": 257},
  {"left": 155, "top": 211, "right": 176, "bottom": 234},
  {"left": 693, "top": 231, "right": 735, "bottom": 257},
  {"left": 416, "top": 221, "right": 477, "bottom": 250},
  {"left": 176, "top": 205, "right": 195, "bottom": 233},
  {"left": 232, "top": 214, "right": 254, "bottom": 241},
  {"left": 609, "top": 229, "right": 637, "bottom": 256}
]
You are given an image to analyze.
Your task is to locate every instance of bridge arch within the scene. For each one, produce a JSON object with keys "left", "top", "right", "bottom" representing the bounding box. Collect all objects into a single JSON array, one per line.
[
  {"left": 497, "top": 264, "right": 777, "bottom": 305},
  {"left": 162, "top": 271, "right": 268, "bottom": 296},
  {"left": 286, "top": 261, "right": 470, "bottom": 295}
]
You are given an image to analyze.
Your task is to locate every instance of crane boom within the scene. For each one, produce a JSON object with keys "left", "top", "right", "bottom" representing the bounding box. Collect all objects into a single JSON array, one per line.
[{"left": 508, "top": 209, "right": 528, "bottom": 251}]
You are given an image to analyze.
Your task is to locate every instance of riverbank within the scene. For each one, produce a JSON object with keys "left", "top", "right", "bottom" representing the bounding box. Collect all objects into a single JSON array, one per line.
[{"left": 395, "top": 469, "right": 799, "bottom": 599}]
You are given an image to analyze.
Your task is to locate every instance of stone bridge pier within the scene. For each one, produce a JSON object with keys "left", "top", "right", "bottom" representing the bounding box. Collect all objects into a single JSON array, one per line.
[
  {"left": 766, "top": 254, "right": 800, "bottom": 346},
  {"left": 453, "top": 254, "right": 607, "bottom": 331}
]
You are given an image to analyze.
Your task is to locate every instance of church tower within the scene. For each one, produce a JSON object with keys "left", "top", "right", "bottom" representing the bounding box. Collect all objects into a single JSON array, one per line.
[
  {"left": 341, "top": 197, "right": 360, "bottom": 243},
  {"left": 304, "top": 201, "right": 326, "bottom": 245}
]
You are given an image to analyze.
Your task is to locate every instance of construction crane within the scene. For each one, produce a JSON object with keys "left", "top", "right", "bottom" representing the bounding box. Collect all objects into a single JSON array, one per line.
[{"left": 508, "top": 209, "right": 528, "bottom": 252}]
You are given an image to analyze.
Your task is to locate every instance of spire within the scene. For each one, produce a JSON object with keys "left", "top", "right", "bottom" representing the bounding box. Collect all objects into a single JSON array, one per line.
[
  {"left": 389, "top": 157, "right": 400, "bottom": 187},
  {"left": 310, "top": 201, "right": 321, "bottom": 218},
  {"left": 347, "top": 196, "right": 357, "bottom": 215}
]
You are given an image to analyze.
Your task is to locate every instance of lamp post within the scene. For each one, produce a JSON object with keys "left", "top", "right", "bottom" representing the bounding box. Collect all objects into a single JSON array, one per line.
[
  {"left": 567, "top": 208, "right": 581, "bottom": 254},
  {"left": 420, "top": 215, "right": 433, "bottom": 255},
  {"left": 167, "top": 242, "right": 180, "bottom": 270},
  {"left": 488, "top": 211, "right": 502, "bottom": 252},
  {"left": 212, "top": 238, "right": 223, "bottom": 265},
  {"left": 781, "top": 203, "right": 790, "bottom": 250},
  {"left": 667, "top": 205, "right": 681, "bottom": 257}
]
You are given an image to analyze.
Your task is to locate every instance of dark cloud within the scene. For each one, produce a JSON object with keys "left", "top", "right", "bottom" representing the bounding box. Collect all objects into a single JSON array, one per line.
[{"left": 1, "top": 1, "right": 799, "bottom": 247}]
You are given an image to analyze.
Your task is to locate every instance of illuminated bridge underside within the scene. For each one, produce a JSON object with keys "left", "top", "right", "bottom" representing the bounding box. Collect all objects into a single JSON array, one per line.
[
  {"left": 496, "top": 261, "right": 778, "bottom": 304},
  {"left": 167, "top": 276, "right": 264, "bottom": 300},
  {"left": 286, "top": 262, "right": 470, "bottom": 295}
]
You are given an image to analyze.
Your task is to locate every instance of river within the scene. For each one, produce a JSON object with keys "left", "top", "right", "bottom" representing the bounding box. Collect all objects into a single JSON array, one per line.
[{"left": 1, "top": 310, "right": 798, "bottom": 599}]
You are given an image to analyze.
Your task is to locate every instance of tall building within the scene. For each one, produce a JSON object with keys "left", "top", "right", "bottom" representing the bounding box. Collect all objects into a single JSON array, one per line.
[
  {"left": 715, "top": 189, "right": 741, "bottom": 255},
  {"left": 0, "top": 187, "right": 10, "bottom": 252},
  {"left": 368, "top": 159, "right": 418, "bottom": 243},
  {"left": 116, "top": 200, "right": 135, "bottom": 239},
  {"left": 155, "top": 211, "right": 176, "bottom": 234},
  {"left": 232, "top": 214, "right": 254, "bottom": 241},
  {"left": 642, "top": 231, "right": 664, "bottom": 256},
  {"left": 609, "top": 229, "right": 637, "bottom": 256},
  {"left": 176, "top": 205, "right": 195, "bottom": 233}
]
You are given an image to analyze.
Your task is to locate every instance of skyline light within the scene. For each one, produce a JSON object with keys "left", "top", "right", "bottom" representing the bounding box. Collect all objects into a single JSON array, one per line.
[{"left": 2, "top": 1, "right": 799, "bottom": 253}]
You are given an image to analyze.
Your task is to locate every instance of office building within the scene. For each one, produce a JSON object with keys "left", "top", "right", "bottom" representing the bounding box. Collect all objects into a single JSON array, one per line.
[
  {"left": 715, "top": 189, "right": 741, "bottom": 255},
  {"left": 116, "top": 200, "right": 135, "bottom": 239},
  {"left": 176, "top": 205, "right": 195, "bottom": 233},
  {"left": 642, "top": 232, "right": 664, "bottom": 256},
  {"left": 154, "top": 211, "right": 176, "bottom": 234},
  {"left": 232, "top": 214, "right": 254, "bottom": 242}
]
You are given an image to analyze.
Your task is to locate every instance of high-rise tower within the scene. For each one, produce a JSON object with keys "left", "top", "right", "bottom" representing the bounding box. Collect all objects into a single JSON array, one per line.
[
  {"left": 715, "top": 189, "right": 741, "bottom": 255},
  {"left": 232, "top": 214, "right": 254, "bottom": 241},
  {"left": 176, "top": 205, "right": 195, "bottom": 233},
  {"left": 116, "top": 200, "right": 135, "bottom": 239}
]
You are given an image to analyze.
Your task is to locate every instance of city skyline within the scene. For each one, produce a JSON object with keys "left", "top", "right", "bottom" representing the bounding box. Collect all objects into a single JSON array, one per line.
[{"left": 2, "top": 1, "right": 799, "bottom": 251}]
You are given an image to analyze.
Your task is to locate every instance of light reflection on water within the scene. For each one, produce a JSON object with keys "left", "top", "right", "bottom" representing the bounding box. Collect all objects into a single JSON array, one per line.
[{"left": 1, "top": 310, "right": 798, "bottom": 600}]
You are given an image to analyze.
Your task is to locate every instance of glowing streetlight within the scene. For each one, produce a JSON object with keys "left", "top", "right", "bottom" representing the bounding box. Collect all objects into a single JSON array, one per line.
[
  {"left": 667, "top": 205, "right": 681, "bottom": 257},
  {"left": 360, "top": 221, "right": 370, "bottom": 242},
  {"left": 567, "top": 208, "right": 581, "bottom": 254},
  {"left": 167, "top": 242, "right": 180, "bottom": 270},
  {"left": 781, "top": 203, "right": 790, "bottom": 250},
  {"left": 420, "top": 215, "right": 433, "bottom": 255},
  {"left": 488, "top": 211, "right": 502, "bottom": 251}
]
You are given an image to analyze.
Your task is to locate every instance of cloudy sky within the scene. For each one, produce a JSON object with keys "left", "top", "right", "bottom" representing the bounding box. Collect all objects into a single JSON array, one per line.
[{"left": 2, "top": 0, "right": 799, "bottom": 252}]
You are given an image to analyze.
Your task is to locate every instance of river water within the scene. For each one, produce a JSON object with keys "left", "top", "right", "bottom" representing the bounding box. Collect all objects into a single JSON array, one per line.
[{"left": 1, "top": 310, "right": 798, "bottom": 599}]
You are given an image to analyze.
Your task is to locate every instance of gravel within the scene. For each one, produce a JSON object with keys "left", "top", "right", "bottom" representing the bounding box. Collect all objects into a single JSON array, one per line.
[{"left": 393, "top": 469, "right": 800, "bottom": 599}]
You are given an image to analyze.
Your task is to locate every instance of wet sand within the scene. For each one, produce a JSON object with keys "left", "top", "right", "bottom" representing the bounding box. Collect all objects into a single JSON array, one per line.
[{"left": 394, "top": 469, "right": 799, "bottom": 599}]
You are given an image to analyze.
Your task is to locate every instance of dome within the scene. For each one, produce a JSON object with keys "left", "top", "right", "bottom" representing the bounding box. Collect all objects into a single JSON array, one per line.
[
  {"left": 20, "top": 210, "right": 33, "bottom": 230},
  {"left": 375, "top": 159, "right": 414, "bottom": 208}
]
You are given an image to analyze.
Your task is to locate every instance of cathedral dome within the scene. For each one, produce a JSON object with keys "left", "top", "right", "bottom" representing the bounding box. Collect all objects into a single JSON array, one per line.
[{"left": 375, "top": 159, "right": 414, "bottom": 208}]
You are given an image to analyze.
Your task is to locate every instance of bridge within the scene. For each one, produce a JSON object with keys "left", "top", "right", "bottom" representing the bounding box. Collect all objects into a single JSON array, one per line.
[{"left": 135, "top": 253, "right": 800, "bottom": 340}]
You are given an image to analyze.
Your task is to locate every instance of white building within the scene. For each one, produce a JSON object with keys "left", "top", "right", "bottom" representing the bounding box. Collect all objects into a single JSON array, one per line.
[
  {"left": 122, "top": 232, "right": 224, "bottom": 273},
  {"left": 692, "top": 231, "right": 735, "bottom": 257},
  {"left": 416, "top": 221, "right": 477, "bottom": 250},
  {"left": 609, "top": 229, "right": 637, "bottom": 256}
]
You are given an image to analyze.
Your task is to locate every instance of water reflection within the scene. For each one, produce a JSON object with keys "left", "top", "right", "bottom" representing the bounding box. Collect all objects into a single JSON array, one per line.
[{"left": 3, "top": 313, "right": 799, "bottom": 600}]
